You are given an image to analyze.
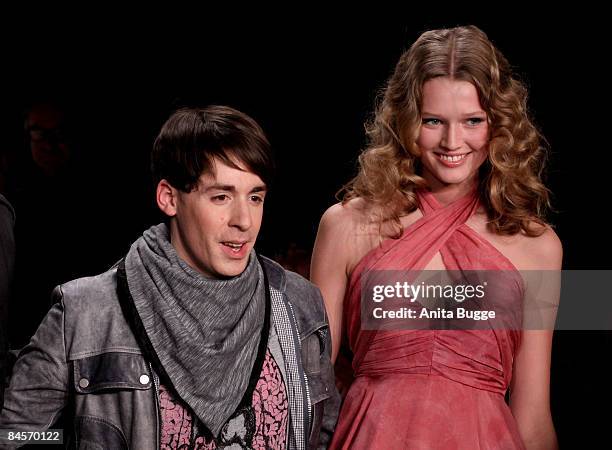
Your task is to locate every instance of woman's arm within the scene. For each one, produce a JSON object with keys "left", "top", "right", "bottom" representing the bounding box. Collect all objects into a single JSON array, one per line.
[
  {"left": 510, "top": 227, "right": 562, "bottom": 450},
  {"left": 311, "top": 203, "right": 354, "bottom": 363}
]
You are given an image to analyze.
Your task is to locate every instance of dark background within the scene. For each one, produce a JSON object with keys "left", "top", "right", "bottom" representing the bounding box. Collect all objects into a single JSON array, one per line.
[{"left": 2, "top": 12, "right": 610, "bottom": 447}]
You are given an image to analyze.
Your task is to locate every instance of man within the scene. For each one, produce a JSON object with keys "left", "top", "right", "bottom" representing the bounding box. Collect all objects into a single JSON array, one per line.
[
  {"left": 5, "top": 102, "right": 87, "bottom": 348},
  {"left": 25, "top": 102, "right": 72, "bottom": 178},
  {"left": 0, "top": 106, "right": 337, "bottom": 449}
]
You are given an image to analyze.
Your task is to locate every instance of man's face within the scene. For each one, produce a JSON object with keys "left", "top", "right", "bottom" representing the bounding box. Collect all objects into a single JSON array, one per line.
[
  {"left": 27, "top": 104, "right": 71, "bottom": 176},
  {"left": 167, "top": 159, "right": 266, "bottom": 278}
]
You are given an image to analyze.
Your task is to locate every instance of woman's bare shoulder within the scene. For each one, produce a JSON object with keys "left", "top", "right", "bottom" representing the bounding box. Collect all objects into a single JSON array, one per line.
[
  {"left": 319, "top": 198, "right": 380, "bottom": 235},
  {"left": 317, "top": 199, "right": 390, "bottom": 274},
  {"left": 519, "top": 225, "right": 563, "bottom": 270},
  {"left": 468, "top": 214, "right": 562, "bottom": 271}
]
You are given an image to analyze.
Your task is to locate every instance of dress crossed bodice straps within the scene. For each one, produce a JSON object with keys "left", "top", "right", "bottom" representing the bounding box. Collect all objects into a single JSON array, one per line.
[{"left": 344, "top": 189, "right": 522, "bottom": 394}]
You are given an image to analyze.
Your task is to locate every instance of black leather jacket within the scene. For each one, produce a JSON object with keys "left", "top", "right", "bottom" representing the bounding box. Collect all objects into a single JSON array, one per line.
[{"left": 0, "top": 255, "right": 338, "bottom": 449}]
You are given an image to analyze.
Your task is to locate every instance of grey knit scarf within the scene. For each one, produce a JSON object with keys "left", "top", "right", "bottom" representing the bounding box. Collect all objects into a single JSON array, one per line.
[{"left": 124, "top": 223, "right": 266, "bottom": 437}]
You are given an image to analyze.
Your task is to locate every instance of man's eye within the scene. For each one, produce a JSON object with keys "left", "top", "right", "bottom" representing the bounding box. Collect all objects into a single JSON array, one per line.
[
  {"left": 250, "top": 195, "right": 264, "bottom": 203},
  {"left": 212, "top": 194, "right": 229, "bottom": 202}
]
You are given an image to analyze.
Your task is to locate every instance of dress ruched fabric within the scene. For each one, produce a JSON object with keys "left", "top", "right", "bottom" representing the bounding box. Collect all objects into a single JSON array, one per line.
[{"left": 329, "top": 190, "right": 526, "bottom": 450}]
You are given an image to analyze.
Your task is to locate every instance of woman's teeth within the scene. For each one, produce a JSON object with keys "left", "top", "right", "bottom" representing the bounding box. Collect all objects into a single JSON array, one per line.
[{"left": 439, "top": 153, "right": 467, "bottom": 162}]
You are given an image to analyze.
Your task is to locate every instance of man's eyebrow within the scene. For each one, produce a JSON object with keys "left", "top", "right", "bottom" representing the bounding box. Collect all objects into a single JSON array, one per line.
[
  {"left": 202, "top": 184, "right": 267, "bottom": 193},
  {"left": 203, "top": 184, "right": 236, "bottom": 193}
]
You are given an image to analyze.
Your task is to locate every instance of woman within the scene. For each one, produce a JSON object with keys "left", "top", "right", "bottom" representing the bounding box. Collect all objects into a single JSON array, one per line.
[{"left": 311, "top": 26, "right": 560, "bottom": 449}]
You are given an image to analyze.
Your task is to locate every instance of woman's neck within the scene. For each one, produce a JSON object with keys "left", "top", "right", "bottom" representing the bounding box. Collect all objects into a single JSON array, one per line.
[{"left": 426, "top": 178, "right": 478, "bottom": 206}]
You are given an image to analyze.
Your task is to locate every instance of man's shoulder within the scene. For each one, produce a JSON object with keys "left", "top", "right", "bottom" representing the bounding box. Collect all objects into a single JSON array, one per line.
[
  {"left": 259, "top": 255, "right": 327, "bottom": 331},
  {"left": 55, "top": 261, "right": 141, "bottom": 359},
  {"left": 260, "top": 254, "right": 318, "bottom": 294},
  {"left": 57, "top": 262, "right": 120, "bottom": 306}
]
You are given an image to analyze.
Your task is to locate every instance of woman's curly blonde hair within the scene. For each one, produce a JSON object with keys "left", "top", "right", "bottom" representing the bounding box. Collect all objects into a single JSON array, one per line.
[{"left": 342, "top": 25, "right": 551, "bottom": 237}]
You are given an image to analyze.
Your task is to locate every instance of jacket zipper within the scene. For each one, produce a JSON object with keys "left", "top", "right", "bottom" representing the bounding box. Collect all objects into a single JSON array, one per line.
[{"left": 151, "top": 363, "right": 161, "bottom": 450}]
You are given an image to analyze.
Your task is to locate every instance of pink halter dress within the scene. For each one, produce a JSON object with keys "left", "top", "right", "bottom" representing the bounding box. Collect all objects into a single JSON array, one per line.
[{"left": 329, "top": 190, "right": 526, "bottom": 450}]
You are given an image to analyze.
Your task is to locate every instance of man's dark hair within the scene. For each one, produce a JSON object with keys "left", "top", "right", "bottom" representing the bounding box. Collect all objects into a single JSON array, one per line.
[{"left": 151, "top": 106, "right": 274, "bottom": 192}]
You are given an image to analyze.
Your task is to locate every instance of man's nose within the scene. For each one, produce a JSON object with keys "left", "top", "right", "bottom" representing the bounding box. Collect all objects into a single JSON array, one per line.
[{"left": 228, "top": 199, "right": 252, "bottom": 231}]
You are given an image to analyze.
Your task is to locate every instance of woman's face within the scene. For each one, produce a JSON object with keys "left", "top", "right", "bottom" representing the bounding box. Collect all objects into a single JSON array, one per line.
[{"left": 416, "top": 77, "right": 489, "bottom": 192}]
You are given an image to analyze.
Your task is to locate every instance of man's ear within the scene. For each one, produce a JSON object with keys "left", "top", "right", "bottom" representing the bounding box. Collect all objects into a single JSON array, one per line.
[{"left": 156, "top": 179, "right": 178, "bottom": 217}]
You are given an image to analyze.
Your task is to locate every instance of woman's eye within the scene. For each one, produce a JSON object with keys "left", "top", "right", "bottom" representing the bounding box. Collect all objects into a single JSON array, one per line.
[
  {"left": 467, "top": 117, "right": 486, "bottom": 126},
  {"left": 423, "top": 118, "right": 442, "bottom": 126}
]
